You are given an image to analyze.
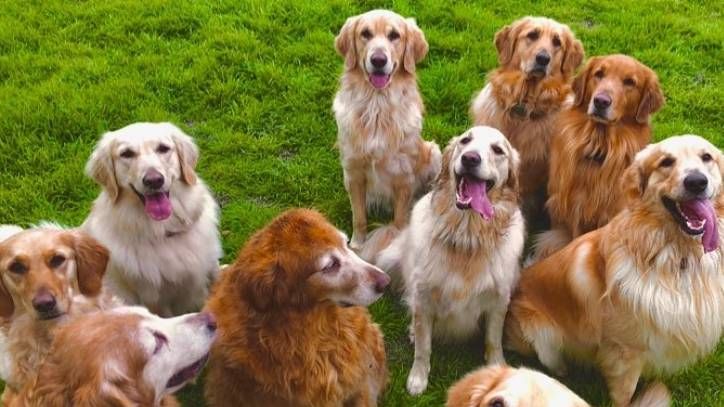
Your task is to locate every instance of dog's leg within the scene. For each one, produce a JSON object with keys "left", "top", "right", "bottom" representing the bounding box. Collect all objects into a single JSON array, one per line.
[
  {"left": 599, "top": 345, "right": 644, "bottom": 407},
  {"left": 407, "top": 301, "right": 433, "bottom": 395},
  {"left": 347, "top": 170, "right": 367, "bottom": 250},
  {"left": 392, "top": 183, "right": 412, "bottom": 230},
  {"left": 484, "top": 300, "right": 508, "bottom": 365},
  {"left": 531, "top": 327, "right": 568, "bottom": 377}
]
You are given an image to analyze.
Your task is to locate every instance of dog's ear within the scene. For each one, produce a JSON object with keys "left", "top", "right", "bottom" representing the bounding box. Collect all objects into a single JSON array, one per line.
[
  {"left": 0, "top": 278, "right": 14, "bottom": 319},
  {"left": 622, "top": 145, "right": 656, "bottom": 203},
  {"left": 403, "top": 18, "right": 429, "bottom": 74},
  {"left": 71, "top": 232, "right": 109, "bottom": 297},
  {"left": 446, "top": 365, "right": 506, "bottom": 407},
  {"left": 86, "top": 135, "right": 119, "bottom": 202},
  {"left": 169, "top": 124, "right": 199, "bottom": 186},
  {"left": 505, "top": 141, "right": 521, "bottom": 192},
  {"left": 635, "top": 72, "right": 665, "bottom": 124},
  {"left": 494, "top": 20, "right": 524, "bottom": 66},
  {"left": 573, "top": 57, "right": 598, "bottom": 107},
  {"left": 335, "top": 15, "right": 359, "bottom": 71},
  {"left": 561, "top": 35, "right": 584, "bottom": 77},
  {"left": 434, "top": 140, "right": 456, "bottom": 191}
]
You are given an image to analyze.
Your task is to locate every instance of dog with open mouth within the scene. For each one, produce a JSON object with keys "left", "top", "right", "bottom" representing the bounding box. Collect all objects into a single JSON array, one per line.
[
  {"left": 82, "top": 122, "right": 222, "bottom": 317},
  {"left": 333, "top": 9, "right": 441, "bottom": 253},
  {"left": 506, "top": 135, "right": 724, "bottom": 407},
  {"left": 204, "top": 209, "right": 389, "bottom": 407},
  {"left": 377, "top": 126, "right": 525, "bottom": 395},
  {"left": 10, "top": 306, "right": 216, "bottom": 406},
  {"left": 470, "top": 16, "right": 584, "bottom": 221},
  {"left": 0, "top": 227, "right": 116, "bottom": 403},
  {"left": 534, "top": 54, "right": 664, "bottom": 260}
]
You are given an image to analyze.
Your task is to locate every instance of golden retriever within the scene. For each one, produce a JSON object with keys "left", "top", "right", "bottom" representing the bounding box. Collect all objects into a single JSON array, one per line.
[
  {"left": 82, "top": 122, "right": 222, "bottom": 316},
  {"left": 204, "top": 209, "right": 389, "bottom": 407},
  {"left": 333, "top": 9, "right": 441, "bottom": 250},
  {"left": 377, "top": 126, "right": 525, "bottom": 395},
  {"left": 506, "top": 135, "right": 723, "bottom": 406},
  {"left": 535, "top": 55, "right": 664, "bottom": 259},
  {"left": 11, "top": 306, "right": 215, "bottom": 406},
  {"left": 0, "top": 227, "right": 114, "bottom": 402},
  {"left": 471, "top": 16, "right": 584, "bottom": 217}
]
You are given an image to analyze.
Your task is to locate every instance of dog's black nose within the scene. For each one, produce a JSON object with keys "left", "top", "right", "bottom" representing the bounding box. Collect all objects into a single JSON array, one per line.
[
  {"left": 461, "top": 151, "right": 482, "bottom": 168},
  {"left": 32, "top": 291, "right": 57, "bottom": 314},
  {"left": 684, "top": 171, "right": 708, "bottom": 194},
  {"left": 371, "top": 270, "right": 391, "bottom": 294},
  {"left": 370, "top": 53, "right": 387, "bottom": 69},
  {"left": 535, "top": 51, "right": 550, "bottom": 66},
  {"left": 143, "top": 169, "right": 165, "bottom": 190},
  {"left": 593, "top": 94, "right": 612, "bottom": 110}
]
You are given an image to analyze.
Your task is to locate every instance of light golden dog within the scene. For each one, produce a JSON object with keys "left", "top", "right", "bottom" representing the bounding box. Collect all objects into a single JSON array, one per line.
[
  {"left": 0, "top": 227, "right": 114, "bottom": 402},
  {"left": 204, "top": 209, "right": 389, "bottom": 407},
  {"left": 334, "top": 9, "right": 441, "bottom": 250},
  {"left": 506, "top": 135, "right": 723, "bottom": 406},
  {"left": 471, "top": 16, "right": 583, "bottom": 217},
  {"left": 535, "top": 55, "right": 664, "bottom": 259}
]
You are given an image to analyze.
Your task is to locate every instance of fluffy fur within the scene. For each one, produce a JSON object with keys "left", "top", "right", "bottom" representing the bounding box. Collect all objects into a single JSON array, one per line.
[
  {"left": 333, "top": 9, "right": 441, "bottom": 250},
  {"left": 378, "top": 127, "right": 525, "bottom": 395},
  {"left": 536, "top": 55, "right": 664, "bottom": 259},
  {"left": 204, "top": 209, "right": 389, "bottom": 407},
  {"left": 0, "top": 227, "right": 117, "bottom": 403},
  {"left": 82, "top": 122, "right": 222, "bottom": 316},
  {"left": 11, "top": 306, "right": 215, "bottom": 406},
  {"left": 470, "top": 17, "right": 584, "bottom": 216},
  {"left": 506, "top": 135, "right": 724, "bottom": 406}
]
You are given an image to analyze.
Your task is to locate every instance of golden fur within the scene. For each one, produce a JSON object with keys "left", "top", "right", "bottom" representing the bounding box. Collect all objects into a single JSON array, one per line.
[
  {"left": 506, "top": 135, "right": 723, "bottom": 406},
  {"left": 0, "top": 228, "right": 116, "bottom": 403},
  {"left": 204, "top": 209, "right": 389, "bottom": 407},
  {"left": 536, "top": 55, "right": 664, "bottom": 258},
  {"left": 333, "top": 9, "right": 441, "bottom": 250},
  {"left": 471, "top": 16, "right": 584, "bottom": 216}
]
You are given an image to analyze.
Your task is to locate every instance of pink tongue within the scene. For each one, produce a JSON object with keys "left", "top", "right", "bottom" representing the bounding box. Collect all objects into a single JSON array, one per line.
[
  {"left": 369, "top": 73, "right": 390, "bottom": 89},
  {"left": 681, "top": 199, "right": 718, "bottom": 252},
  {"left": 144, "top": 193, "right": 172, "bottom": 221},
  {"left": 465, "top": 180, "right": 495, "bottom": 220}
]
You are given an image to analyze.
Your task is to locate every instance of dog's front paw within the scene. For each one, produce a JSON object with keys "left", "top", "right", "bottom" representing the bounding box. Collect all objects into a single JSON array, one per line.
[
  {"left": 485, "top": 347, "right": 506, "bottom": 366},
  {"left": 349, "top": 233, "right": 365, "bottom": 251},
  {"left": 406, "top": 362, "right": 430, "bottom": 396}
]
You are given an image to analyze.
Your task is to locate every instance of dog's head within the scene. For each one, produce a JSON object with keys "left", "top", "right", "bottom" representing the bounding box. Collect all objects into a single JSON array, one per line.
[
  {"left": 86, "top": 122, "right": 199, "bottom": 221},
  {"left": 494, "top": 16, "right": 583, "bottom": 79},
  {"left": 335, "top": 9, "right": 428, "bottom": 89},
  {"left": 446, "top": 365, "right": 589, "bottom": 407},
  {"left": 28, "top": 306, "right": 216, "bottom": 405},
  {"left": 624, "top": 135, "right": 723, "bottom": 252},
  {"left": 436, "top": 126, "right": 520, "bottom": 220},
  {"left": 234, "top": 209, "right": 390, "bottom": 311},
  {"left": 573, "top": 55, "right": 664, "bottom": 124},
  {"left": 0, "top": 229, "right": 108, "bottom": 321}
]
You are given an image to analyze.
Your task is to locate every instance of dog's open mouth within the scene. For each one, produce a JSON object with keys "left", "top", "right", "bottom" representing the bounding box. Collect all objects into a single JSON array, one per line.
[
  {"left": 131, "top": 186, "right": 172, "bottom": 221},
  {"left": 455, "top": 174, "right": 495, "bottom": 220},
  {"left": 662, "top": 196, "right": 718, "bottom": 252},
  {"left": 166, "top": 353, "right": 209, "bottom": 390},
  {"left": 369, "top": 72, "right": 391, "bottom": 89}
]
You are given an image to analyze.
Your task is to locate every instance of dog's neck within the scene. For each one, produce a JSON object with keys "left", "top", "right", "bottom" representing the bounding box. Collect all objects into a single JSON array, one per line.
[{"left": 490, "top": 69, "right": 570, "bottom": 121}]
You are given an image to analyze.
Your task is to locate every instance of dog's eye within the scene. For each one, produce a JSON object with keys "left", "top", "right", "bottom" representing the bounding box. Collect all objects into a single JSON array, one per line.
[
  {"left": 152, "top": 331, "right": 168, "bottom": 354},
  {"left": 526, "top": 31, "right": 539, "bottom": 41},
  {"left": 491, "top": 145, "right": 505, "bottom": 155},
  {"left": 702, "top": 153, "right": 713, "bottom": 163},
  {"left": 156, "top": 144, "right": 171, "bottom": 154},
  {"left": 659, "top": 157, "right": 675, "bottom": 168},
  {"left": 488, "top": 397, "right": 505, "bottom": 407},
  {"left": 361, "top": 28, "right": 372, "bottom": 40},
  {"left": 49, "top": 255, "right": 65, "bottom": 268},
  {"left": 8, "top": 261, "right": 27, "bottom": 275},
  {"left": 120, "top": 149, "right": 137, "bottom": 159},
  {"left": 623, "top": 78, "right": 636, "bottom": 87},
  {"left": 387, "top": 30, "right": 400, "bottom": 41},
  {"left": 594, "top": 69, "right": 604, "bottom": 79},
  {"left": 460, "top": 135, "right": 472, "bottom": 145},
  {"left": 552, "top": 35, "right": 561, "bottom": 47},
  {"left": 323, "top": 257, "right": 340, "bottom": 273}
]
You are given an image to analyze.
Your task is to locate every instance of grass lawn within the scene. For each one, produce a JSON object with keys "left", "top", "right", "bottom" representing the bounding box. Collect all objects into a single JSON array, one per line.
[{"left": 0, "top": 0, "right": 722, "bottom": 405}]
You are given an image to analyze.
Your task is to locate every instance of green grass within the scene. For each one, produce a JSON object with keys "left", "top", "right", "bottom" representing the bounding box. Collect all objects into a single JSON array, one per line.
[{"left": 0, "top": 0, "right": 722, "bottom": 405}]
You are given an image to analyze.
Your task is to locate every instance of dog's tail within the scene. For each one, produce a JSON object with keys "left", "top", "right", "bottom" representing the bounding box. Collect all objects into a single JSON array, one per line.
[
  {"left": 0, "top": 225, "right": 24, "bottom": 243},
  {"left": 359, "top": 224, "right": 400, "bottom": 264},
  {"left": 526, "top": 228, "right": 571, "bottom": 267},
  {"left": 630, "top": 382, "right": 671, "bottom": 407}
]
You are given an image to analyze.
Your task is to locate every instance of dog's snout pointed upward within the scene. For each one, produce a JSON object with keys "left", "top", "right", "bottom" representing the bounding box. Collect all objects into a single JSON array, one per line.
[
  {"left": 535, "top": 51, "right": 551, "bottom": 66},
  {"left": 32, "top": 290, "right": 57, "bottom": 314},
  {"left": 370, "top": 52, "right": 388, "bottom": 69},
  {"left": 370, "top": 268, "right": 391, "bottom": 293},
  {"left": 461, "top": 151, "right": 482, "bottom": 168},
  {"left": 142, "top": 168, "right": 165, "bottom": 190},
  {"left": 593, "top": 93, "right": 612, "bottom": 110},
  {"left": 190, "top": 311, "right": 217, "bottom": 333},
  {"left": 684, "top": 171, "right": 708, "bottom": 194}
]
